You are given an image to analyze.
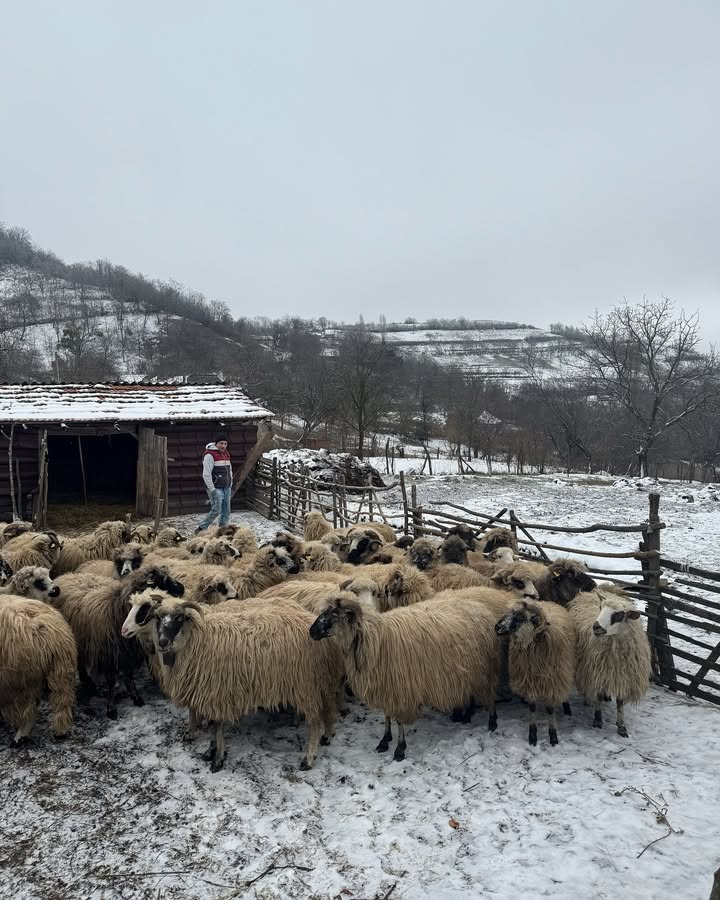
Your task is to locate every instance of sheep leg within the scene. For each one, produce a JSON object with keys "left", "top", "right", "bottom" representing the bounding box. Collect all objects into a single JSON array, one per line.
[
  {"left": 210, "top": 722, "right": 226, "bottom": 772},
  {"left": 393, "top": 722, "right": 407, "bottom": 762},
  {"left": 122, "top": 672, "right": 144, "bottom": 708},
  {"left": 9, "top": 701, "right": 37, "bottom": 747},
  {"left": 562, "top": 701, "right": 572, "bottom": 716},
  {"left": 105, "top": 671, "right": 118, "bottom": 720},
  {"left": 77, "top": 664, "right": 97, "bottom": 702},
  {"left": 376, "top": 716, "right": 392, "bottom": 753},
  {"left": 528, "top": 703, "right": 537, "bottom": 746},
  {"left": 300, "top": 718, "right": 321, "bottom": 770},
  {"left": 320, "top": 694, "right": 337, "bottom": 746},
  {"left": 202, "top": 721, "right": 218, "bottom": 764},
  {"left": 183, "top": 710, "right": 199, "bottom": 743},
  {"left": 546, "top": 706, "right": 559, "bottom": 746},
  {"left": 616, "top": 699, "right": 628, "bottom": 738},
  {"left": 488, "top": 701, "right": 497, "bottom": 732},
  {"left": 593, "top": 699, "right": 603, "bottom": 729}
]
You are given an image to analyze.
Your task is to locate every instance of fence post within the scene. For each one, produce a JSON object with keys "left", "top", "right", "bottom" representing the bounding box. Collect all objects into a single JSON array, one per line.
[
  {"left": 640, "top": 493, "right": 675, "bottom": 688},
  {"left": 411, "top": 484, "right": 424, "bottom": 537},
  {"left": 399, "top": 470, "right": 409, "bottom": 536},
  {"left": 367, "top": 476, "right": 374, "bottom": 522},
  {"left": 508, "top": 508, "right": 518, "bottom": 542},
  {"left": 332, "top": 476, "right": 338, "bottom": 528},
  {"left": 269, "top": 458, "right": 278, "bottom": 519}
]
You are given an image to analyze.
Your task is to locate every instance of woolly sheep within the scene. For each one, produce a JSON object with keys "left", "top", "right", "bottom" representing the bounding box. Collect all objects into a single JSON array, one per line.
[
  {"left": 301, "top": 541, "right": 343, "bottom": 573},
  {"left": 154, "top": 526, "right": 187, "bottom": 547},
  {"left": 3, "top": 531, "right": 62, "bottom": 573},
  {"left": 495, "top": 599, "right": 576, "bottom": 746},
  {"left": 534, "top": 558, "right": 597, "bottom": 606},
  {"left": 408, "top": 536, "right": 492, "bottom": 591},
  {"left": 0, "top": 553, "right": 12, "bottom": 586},
  {"left": 78, "top": 543, "right": 148, "bottom": 579},
  {"left": 310, "top": 592, "right": 499, "bottom": 761},
  {"left": 304, "top": 510, "right": 334, "bottom": 542},
  {"left": 200, "top": 538, "right": 242, "bottom": 567},
  {"left": 230, "top": 525, "right": 258, "bottom": 557},
  {"left": 54, "top": 564, "right": 185, "bottom": 718},
  {"left": 0, "top": 566, "right": 60, "bottom": 602},
  {"left": 52, "top": 520, "right": 131, "bottom": 576},
  {"left": 0, "top": 520, "right": 34, "bottom": 546},
  {"left": 568, "top": 586, "right": 650, "bottom": 737},
  {"left": 130, "top": 524, "right": 156, "bottom": 544},
  {"left": 0, "top": 595, "right": 77, "bottom": 744},
  {"left": 345, "top": 526, "right": 386, "bottom": 565},
  {"left": 154, "top": 597, "right": 341, "bottom": 771}
]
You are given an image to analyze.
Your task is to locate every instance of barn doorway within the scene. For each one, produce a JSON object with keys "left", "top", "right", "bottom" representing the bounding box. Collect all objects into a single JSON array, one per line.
[{"left": 47, "top": 434, "right": 137, "bottom": 504}]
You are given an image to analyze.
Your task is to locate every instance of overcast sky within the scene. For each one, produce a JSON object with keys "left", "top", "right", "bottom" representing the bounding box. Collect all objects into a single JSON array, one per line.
[{"left": 1, "top": 1, "right": 719, "bottom": 340}]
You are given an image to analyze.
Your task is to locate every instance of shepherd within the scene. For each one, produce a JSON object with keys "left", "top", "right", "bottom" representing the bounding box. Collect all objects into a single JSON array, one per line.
[{"left": 195, "top": 432, "right": 232, "bottom": 533}]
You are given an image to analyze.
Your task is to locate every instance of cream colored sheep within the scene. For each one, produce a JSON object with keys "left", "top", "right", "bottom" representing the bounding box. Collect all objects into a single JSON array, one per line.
[
  {"left": 0, "top": 594, "right": 77, "bottom": 743},
  {"left": 154, "top": 597, "right": 342, "bottom": 771},
  {"left": 3, "top": 531, "right": 62, "bottom": 572},
  {"left": 0, "top": 520, "right": 34, "bottom": 546},
  {"left": 310, "top": 592, "right": 499, "bottom": 760},
  {"left": 568, "top": 586, "right": 650, "bottom": 736},
  {"left": 304, "top": 510, "right": 334, "bottom": 542},
  {"left": 78, "top": 543, "right": 148, "bottom": 579},
  {"left": 200, "top": 538, "right": 242, "bottom": 567},
  {"left": 301, "top": 541, "right": 343, "bottom": 573},
  {"left": 154, "top": 526, "right": 187, "bottom": 548},
  {"left": 0, "top": 566, "right": 61, "bottom": 602},
  {"left": 130, "top": 524, "right": 156, "bottom": 544},
  {"left": 496, "top": 599, "right": 576, "bottom": 746},
  {"left": 230, "top": 525, "right": 258, "bottom": 557},
  {"left": 52, "top": 520, "right": 131, "bottom": 576}
]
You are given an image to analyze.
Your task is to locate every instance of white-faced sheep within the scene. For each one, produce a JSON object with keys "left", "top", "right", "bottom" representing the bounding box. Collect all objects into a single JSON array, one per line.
[
  {"left": 568, "top": 586, "right": 650, "bottom": 737},
  {"left": 200, "top": 538, "right": 242, "bottom": 567},
  {"left": 52, "top": 520, "right": 131, "bottom": 576},
  {"left": 78, "top": 543, "right": 148, "bottom": 579},
  {"left": 54, "top": 564, "right": 185, "bottom": 718},
  {"left": 0, "top": 595, "right": 77, "bottom": 744},
  {"left": 155, "top": 526, "right": 187, "bottom": 547},
  {"left": 154, "top": 597, "right": 341, "bottom": 771},
  {"left": 269, "top": 530, "right": 305, "bottom": 562},
  {"left": 310, "top": 592, "right": 499, "bottom": 761},
  {"left": 3, "top": 530, "right": 62, "bottom": 573},
  {"left": 304, "top": 510, "right": 334, "bottom": 542},
  {"left": 495, "top": 599, "right": 576, "bottom": 746},
  {"left": 0, "top": 566, "right": 61, "bottom": 602}
]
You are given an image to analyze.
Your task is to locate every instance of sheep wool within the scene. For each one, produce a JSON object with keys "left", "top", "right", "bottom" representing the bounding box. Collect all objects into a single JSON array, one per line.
[{"left": 304, "top": 511, "right": 334, "bottom": 543}]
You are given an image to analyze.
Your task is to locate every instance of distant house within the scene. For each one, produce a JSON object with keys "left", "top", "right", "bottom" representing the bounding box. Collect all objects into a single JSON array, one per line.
[{"left": 0, "top": 383, "right": 273, "bottom": 523}]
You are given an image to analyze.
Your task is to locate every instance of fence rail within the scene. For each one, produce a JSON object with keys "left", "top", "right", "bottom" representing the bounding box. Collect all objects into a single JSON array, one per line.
[{"left": 245, "top": 458, "right": 720, "bottom": 708}]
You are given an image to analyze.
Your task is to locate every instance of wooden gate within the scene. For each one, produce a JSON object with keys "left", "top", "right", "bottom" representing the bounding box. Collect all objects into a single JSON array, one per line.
[{"left": 136, "top": 427, "right": 168, "bottom": 516}]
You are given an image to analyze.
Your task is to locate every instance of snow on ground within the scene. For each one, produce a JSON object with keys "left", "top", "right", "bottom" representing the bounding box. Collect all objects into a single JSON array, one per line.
[{"left": 5, "top": 477, "right": 720, "bottom": 899}]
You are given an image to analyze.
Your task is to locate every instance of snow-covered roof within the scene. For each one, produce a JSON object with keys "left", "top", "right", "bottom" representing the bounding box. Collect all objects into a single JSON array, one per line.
[{"left": 0, "top": 383, "right": 273, "bottom": 424}]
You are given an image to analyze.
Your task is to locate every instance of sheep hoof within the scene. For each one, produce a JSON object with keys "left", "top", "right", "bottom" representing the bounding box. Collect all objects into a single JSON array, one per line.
[
  {"left": 393, "top": 746, "right": 406, "bottom": 762},
  {"left": 11, "top": 736, "right": 30, "bottom": 749},
  {"left": 375, "top": 739, "right": 390, "bottom": 753},
  {"left": 593, "top": 711, "right": 603, "bottom": 729},
  {"left": 617, "top": 725, "right": 628, "bottom": 738},
  {"left": 53, "top": 733, "right": 69, "bottom": 742},
  {"left": 451, "top": 707, "right": 465, "bottom": 722},
  {"left": 528, "top": 725, "right": 537, "bottom": 746},
  {"left": 106, "top": 707, "right": 118, "bottom": 721},
  {"left": 549, "top": 728, "right": 559, "bottom": 746},
  {"left": 299, "top": 758, "right": 311, "bottom": 771},
  {"left": 210, "top": 756, "right": 225, "bottom": 773},
  {"left": 562, "top": 702, "right": 572, "bottom": 717},
  {"left": 602, "top": 693, "right": 612, "bottom": 702},
  {"left": 488, "top": 713, "right": 498, "bottom": 732},
  {"left": 320, "top": 735, "right": 331, "bottom": 746},
  {"left": 202, "top": 744, "right": 216, "bottom": 762},
  {"left": 132, "top": 697, "right": 145, "bottom": 707}
]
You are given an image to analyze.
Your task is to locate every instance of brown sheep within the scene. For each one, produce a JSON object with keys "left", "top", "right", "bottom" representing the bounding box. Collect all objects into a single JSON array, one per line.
[
  {"left": 129, "top": 525, "right": 156, "bottom": 544},
  {"left": 304, "top": 510, "right": 334, "bottom": 542},
  {"left": 0, "top": 595, "right": 77, "bottom": 744},
  {"left": 52, "top": 520, "right": 131, "bottom": 576}
]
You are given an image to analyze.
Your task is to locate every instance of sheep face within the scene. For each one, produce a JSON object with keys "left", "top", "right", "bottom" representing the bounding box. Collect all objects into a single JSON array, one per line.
[
  {"left": 156, "top": 527, "right": 186, "bottom": 547},
  {"left": 489, "top": 547, "right": 516, "bottom": 564},
  {"left": 592, "top": 602, "right": 641, "bottom": 636},
  {"left": 130, "top": 525, "right": 156, "bottom": 544},
  {"left": 202, "top": 539, "right": 241, "bottom": 565},
  {"left": 11, "top": 566, "right": 60, "bottom": 601},
  {"left": 339, "top": 576, "right": 379, "bottom": 607},
  {"left": 268, "top": 546, "right": 301, "bottom": 575},
  {"left": 121, "top": 590, "right": 165, "bottom": 638},
  {"left": 408, "top": 539, "right": 438, "bottom": 572},
  {"left": 440, "top": 535, "right": 468, "bottom": 565},
  {"left": 156, "top": 602, "right": 203, "bottom": 657},
  {"left": 495, "top": 600, "right": 544, "bottom": 646},
  {"left": 448, "top": 524, "right": 477, "bottom": 550},
  {"left": 545, "top": 560, "right": 597, "bottom": 605},
  {"left": 481, "top": 528, "right": 516, "bottom": 554},
  {"left": 309, "top": 596, "right": 360, "bottom": 641},
  {"left": 199, "top": 576, "right": 239, "bottom": 603},
  {"left": 113, "top": 544, "right": 146, "bottom": 577},
  {"left": 301, "top": 542, "right": 337, "bottom": 571},
  {"left": 492, "top": 565, "right": 540, "bottom": 600},
  {"left": 0, "top": 556, "right": 12, "bottom": 585},
  {"left": 131, "top": 567, "right": 186, "bottom": 598}
]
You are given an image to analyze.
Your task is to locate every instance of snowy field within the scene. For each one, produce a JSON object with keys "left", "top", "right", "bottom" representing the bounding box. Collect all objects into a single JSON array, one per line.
[{"left": 4, "top": 474, "right": 720, "bottom": 899}]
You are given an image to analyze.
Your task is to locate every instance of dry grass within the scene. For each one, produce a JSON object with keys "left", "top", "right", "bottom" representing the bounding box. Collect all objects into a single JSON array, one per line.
[{"left": 47, "top": 502, "right": 134, "bottom": 535}]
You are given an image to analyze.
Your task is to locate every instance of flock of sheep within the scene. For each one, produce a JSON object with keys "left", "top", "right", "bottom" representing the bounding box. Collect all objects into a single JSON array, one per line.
[{"left": 0, "top": 510, "right": 652, "bottom": 771}]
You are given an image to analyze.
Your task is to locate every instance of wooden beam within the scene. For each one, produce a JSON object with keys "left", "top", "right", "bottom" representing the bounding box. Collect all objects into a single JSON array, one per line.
[{"left": 231, "top": 427, "right": 274, "bottom": 498}]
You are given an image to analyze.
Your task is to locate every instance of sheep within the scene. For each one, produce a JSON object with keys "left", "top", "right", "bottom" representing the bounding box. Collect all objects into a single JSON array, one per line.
[
  {"left": 200, "top": 538, "right": 242, "bottom": 567},
  {"left": 439, "top": 534, "right": 471, "bottom": 565},
  {"left": 319, "top": 529, "right": 351, "bottom": 562},
  {"left": 568, "top": 586, "right": 651, "bottom": 737},
  {"left": 230, "top": 526, "right": 258, "bottom": 557},
  {"left": 433, "top": 566, "right": 541, "bottom": 617},
  {"left": 53, "top": 572, "right": 116, "bottom": 612},
  {"left": 495, "top": 599, "right": 576, "bottom": 746},
  {"left": 130, "top": 524, "right": 156, "bottom": 544},
  {"left": 374, "top": 564, "right": 434, "bottom": 612},
  {"left": 0, "top": 554, "right": 12, "bottom": 586},
  {"left": 154, "top": 526, "right": 187, "bottom": 548},
  {"left": 0, "top": 566, "right": 60, "bottom": 602},
  {"left": 54, "top": 564, "right": 185, "bottom": 718},
  {"left": 154, "top": 597, "right": 341, "bottom": 771},
  {"left": 478, "top": 527, "right": 518, "bottom": 555},
  {"left": 3, "top": 531, "right": 62, "bottom": 573},
  {"left": 310, "top": 592, "right": 499, "bottom": 760},
  {"left": 301, "top": 541, "right": 343, "bottom": 573},
  {"left": 257, "top": 575, "right": 380, "bottom": 615},
  {"left": 359, "top": 521, "right": 397, "bottom": 543},
  {"left": 304, "top": 510, "right": 333, "bottom": 542},
  {"left": 447, "top": 523, "right": 478, "bottom": 550},
  {"left": 408, "top": 536, "right": 492, "bottom": 591},
  {"left": 269, "top": 530, "right": 305, "bottom": 563},
  {"left": 0, "top": 595, "right": 77, "bottom": 745},
  {"left": 407, "top": 536, "right": 443, "bottom": 572},
  {"left": 52, "top": 520, "right": 131, "bottom": 576},
  {"left": 534, "top": 558, "right": 597, "bottom": 606},
  {"left": 78, "top": 543, "right": 148, "bottom": 579},
  {"left": 345, "top": 526, "right": 386, "bottom": 565},
  {"left": 0, "top": 520, "right": 34, "bottom": 546},
  {"left": 467, "top": 545, "right": 522, "bottom": 577}
]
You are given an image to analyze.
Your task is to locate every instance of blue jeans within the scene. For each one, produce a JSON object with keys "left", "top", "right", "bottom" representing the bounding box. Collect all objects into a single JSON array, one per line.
[{"left": 198, "top": 486, "right": 231, "bottom": 530}]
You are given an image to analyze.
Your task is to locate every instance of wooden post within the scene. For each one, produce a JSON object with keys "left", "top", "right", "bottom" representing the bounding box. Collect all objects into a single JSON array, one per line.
[
  {"left": 1, "top": 423, "right": 18, "bottom": 521},
  {"left": 367, "top": 477, "right": 374, "bottom": 522},
  {"left": 641, "top": 493, "right": 675, "bottom": 688},
  {"left": 77, "top": 436, "right": 88, "bottom": 506},
  {"left": 399, "top": 470, "right": 409, "bottom": 535},
  {"left": 508, "top": 508, "right": 518, "bottom": 542},
  {"left": 15, "top": 458, "right": 22, "bottom": 519},
  {"left": 269, "top": 458, "right": 278, "bottom": 519},
  {"left": 153, "top": 497, "right": 163, "bottom": 536},
  {"left": 332, "top": 476, "right": 338, "bottom": 528},
  {"left": 411, "top": 484, "right": 423, "bottom": 537},
  {"left": 35, "top": 430, "right": 49, "bottom": 530}
]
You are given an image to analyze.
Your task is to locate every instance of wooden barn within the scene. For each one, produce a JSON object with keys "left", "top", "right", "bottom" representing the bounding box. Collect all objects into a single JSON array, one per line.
[{"left": 0, "top": 383, "right": 273, "bottom": 524}]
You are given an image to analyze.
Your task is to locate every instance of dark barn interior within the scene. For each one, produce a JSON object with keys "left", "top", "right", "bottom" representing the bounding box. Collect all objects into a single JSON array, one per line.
[{"left": 47, "top": 434, "right": 137, "bottom": 504}]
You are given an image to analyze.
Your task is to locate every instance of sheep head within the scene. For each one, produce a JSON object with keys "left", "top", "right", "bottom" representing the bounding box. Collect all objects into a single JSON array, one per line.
[
  {"left": 201, "top": 538, "right": 241, "bottom": 566},
  {"left": 338, "top": 576, "right": 380, "bottom": 608},
  {"left": 130, "top": 525, "right": 156, "bottom": 544},
  {"left": 0, "top": 555, "right": 12, "bottom": 585},
  {"left": 156, "top": 600, "right": 205, "bottom": 659},
  {"left": 8, "top": 565, "right": 60, "bottom": 601},
  {"left": 124, "top": 565, "right": 186, "bottom": 601},
  {"left": 257, "top": 545, "right": 301, "bottom": 576},
  {"left": 301, "top": 541, "right": 340, "bottom": 572},
  {"left": 270, "top": 531, "right": 304, "bottom": 561},
  {"left": 495, "top": 599, "right": 547, "bottom": 646},
  {"left": 479, "top": 527, "right": 518, "bottom": 555},
  {"left": 309, "top": 592, "right": 364, "bottom": 641},
  {"left": 408, "top": 537, "right": 440, "bottom": 572},
  {"left": 346, "top": 527, "right": 384, "bottom": 565},
  {"left": 113, "top": 543, "right": 146, "bottom": 578},
  {"left": 543, "top": 558, "right": 597, "bottom": 606},
  {"left": 447, "top": 524, "right": 477, "bottom": 550},
  {"left": 121, "top": 588, "right": 168, "bottom": 638},
  {"left": 197, "top": 573, "right": 239, "bottom": 603},
  {"left": 492, "top": 563, "right": 540, "bottom": 600},
  {"left": 440, "top": 535, "right": 469, "bottom": 566},
  {"left": 592, "top": 590, "right": 641, "bottom": 636}
]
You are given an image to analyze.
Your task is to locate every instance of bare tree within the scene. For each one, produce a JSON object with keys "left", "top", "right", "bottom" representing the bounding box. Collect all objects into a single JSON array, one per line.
[
  {"left": 578, "top": 299, "right": 718, "bottom": 477},
  {"left": 336, "top": 326, "right": 391, "bottom": 459}
]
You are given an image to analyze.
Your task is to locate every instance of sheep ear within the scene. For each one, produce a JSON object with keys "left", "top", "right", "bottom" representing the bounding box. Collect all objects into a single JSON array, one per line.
[
  {"left": 530, "top": 613, "right": 541, "bottom": 626},
  {"left": 626, "top": 609, "right": 641, "bottom": 620}
]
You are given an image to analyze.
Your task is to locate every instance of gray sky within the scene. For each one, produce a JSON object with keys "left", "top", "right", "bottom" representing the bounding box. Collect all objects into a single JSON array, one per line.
[{"left": 2, "top": 1, "right": 719, "bottom": 341}]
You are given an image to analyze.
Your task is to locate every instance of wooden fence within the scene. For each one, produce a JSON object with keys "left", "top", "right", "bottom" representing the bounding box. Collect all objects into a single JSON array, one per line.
[{"left": 245, "top": 460, "right": 720, "bottom": 707}]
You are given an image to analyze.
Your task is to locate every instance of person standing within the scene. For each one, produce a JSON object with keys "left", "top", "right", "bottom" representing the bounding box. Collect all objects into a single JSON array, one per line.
[{"left": 195, "top": 433, "right": 233, "bottom": 532}]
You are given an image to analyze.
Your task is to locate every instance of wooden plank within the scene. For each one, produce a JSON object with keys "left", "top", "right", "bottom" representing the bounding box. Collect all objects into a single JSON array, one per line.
[
  {"left": 673, "top": 576, "right": 720, "bottom": 596},
  {"left": 685, "top": 640, "right": 720, "bottom": 697},
  {"left": 660, "top": 558, "right": 720, "bottom": 582},
  {"left": 661, "top": 585, "right": 720, "bottom": 614},
  {"left": 428, "top": 500, "right": 649, "bottom": 533}
]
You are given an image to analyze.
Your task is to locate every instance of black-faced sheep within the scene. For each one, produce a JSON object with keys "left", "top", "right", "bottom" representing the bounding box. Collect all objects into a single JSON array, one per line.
[
  {"left": 534, "top": 558, "right": 597, "bottom": 606},
  {"left": 408, "top": 536, "right": 492, "bottom": 591},
  {"left": 52, "top": 520, "right": 131, "bottom": 576},
  {"left": 0, "top": 566, "right": 60, "bottom": 602},
  {"left": 154, "top": 597, "right": 341, "bottom": 771},
  {"left": 54, "top": 564, "right": 185, "bottom": 718},
  {"left": 568, "top": 586, "right": 651, "bottom": 736},
  {"left": 345, "top": 526, "right": 386, "bottom": 565},
  {"left": 496, "top": 599, "right": 576, "bottom": 746},
  {"left": 0, "top": 595, "right": 77, "bottom": 744},
  {"left": 310, "top": 592, "right": 499, "bottom": 761},
  {"left": 0, "top": 554, "right": 12, "bottom": 586}
]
